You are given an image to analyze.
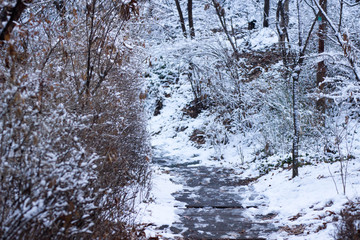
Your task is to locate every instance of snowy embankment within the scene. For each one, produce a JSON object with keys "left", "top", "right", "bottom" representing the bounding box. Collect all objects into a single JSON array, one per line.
[
  {"left": 138, "top": 65, "right": 360, "bottom": 238},
  {"left": 251, "top": 159, "right": 360, "bottom": 239},
  {"left": 140, "top": 128, "right": 360, "bottom": 240}
]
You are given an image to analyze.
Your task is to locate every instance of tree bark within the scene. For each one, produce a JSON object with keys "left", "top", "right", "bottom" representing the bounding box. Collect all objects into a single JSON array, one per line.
[
  {"left": 276, "top": 0, "right": 290, "bottom": 65},
  {"left": 188, "top": 0, "right": 195, "bottom": 38},
  {"left": 83, "top": 0, "right": 96, "bottom": 98},
  {"left": 0, "top": 0, "right": 31, "bottom": 42},
  {"left": 313, "top": 0, "right": 360, "bottom": 82},
  {"left": 292, "top": 70, "right": 300, "bottom": 178},
  {"left": 174, "top": 0, "right": 187, "bottom": 38},
  {"left": 263, "top": 0, "right": 270, "bottom": 27},
  {"left": 276, "top": 0, "right": 289, "bottom": 43},
  {"left": 316, "top": 0, "right": 327, "bottom": 115}
]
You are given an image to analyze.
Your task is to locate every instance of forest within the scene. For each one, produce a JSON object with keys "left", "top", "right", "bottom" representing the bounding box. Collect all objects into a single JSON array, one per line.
[{"left": 0, "top": 0, "right": 359, "bottom": 239}]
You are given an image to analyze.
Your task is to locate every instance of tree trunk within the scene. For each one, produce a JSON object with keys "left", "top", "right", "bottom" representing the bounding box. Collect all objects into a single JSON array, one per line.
[
  {"left": 188, "top": 0, "right": 195, "bottom": 38},
  {"left": 276, "top": 0, "right": 290, "bottom": 65},
  {"left": 316, "top": 0, "right": 327, "bottom": 115},
  {"left": 313, "top": 0, "right": 360, "bottom": 82},
  {"left": 276, "top": 0, "right": 289, "bottom": 43},
  {"left": 263, "top": 0, "right": 270, "bottom": 27},
  {"left": 174, "top": 0, "right": 187, "bottom": 38},
  {"left": 292, "top": 70, "right": 300, "bottom": 178},
  {"left": 289, "top": 0, "right": 318, "bottom": 178},
  {"left": 0, "top": 0, "right": 31, "bottom": 42}
]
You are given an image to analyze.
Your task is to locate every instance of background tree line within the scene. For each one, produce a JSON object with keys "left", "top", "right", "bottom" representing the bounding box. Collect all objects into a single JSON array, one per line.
[{"left": 149, "top": 0, "right": 359, "bottom": 178}]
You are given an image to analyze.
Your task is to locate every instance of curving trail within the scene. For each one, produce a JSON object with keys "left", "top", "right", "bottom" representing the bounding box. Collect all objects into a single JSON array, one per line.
[{"left": 152, "top": 155, "right": 278, "bottom": 239}]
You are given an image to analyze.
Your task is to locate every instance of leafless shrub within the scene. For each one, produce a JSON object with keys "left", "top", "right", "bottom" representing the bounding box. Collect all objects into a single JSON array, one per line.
[
  {"left": 335, "top": 200, "right": 360, "bottom": 240},
  {"left": 0, "top": 0, "right": 150, "bottom": 238}
]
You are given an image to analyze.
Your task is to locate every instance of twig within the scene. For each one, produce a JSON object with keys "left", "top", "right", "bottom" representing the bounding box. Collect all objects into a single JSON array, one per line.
[{"left": 328, "top": 166, "right": 339, "bottom": 194}]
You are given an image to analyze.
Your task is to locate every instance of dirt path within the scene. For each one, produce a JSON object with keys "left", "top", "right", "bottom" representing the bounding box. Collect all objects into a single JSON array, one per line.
[{"left": 152, "top": 155, "right": 277, "bottom": 239}]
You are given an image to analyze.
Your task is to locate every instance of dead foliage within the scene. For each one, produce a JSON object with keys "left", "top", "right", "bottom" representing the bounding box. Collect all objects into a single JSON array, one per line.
[
  {"left": 237, "top": 50, "right": 283, "bottom": 81},
  {"left": 289, "top": 213, "right": 304, "bottom": 221},
  {"left": 190, "top": 129, "right": 206, "bottom": 145},
  {"left": 335, "top": 200, "right": 360, "bottom": 240},
  {"left": 280, "top": 224, "right": 306, "bottom": 235},
  {"left": 182, "top": 98, "right": 207, "bottom": 118}
]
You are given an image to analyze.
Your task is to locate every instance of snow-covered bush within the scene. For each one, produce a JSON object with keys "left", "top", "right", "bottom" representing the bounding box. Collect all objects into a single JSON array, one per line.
[
  {"left": 335, "top": 199, "right": 360, "bottom": 240},
  {"left": 145, "top": 0, "right": 359, "bottom": 169},
  {"left": 0, "top": 0, "right": 150, "bottom": 238}
]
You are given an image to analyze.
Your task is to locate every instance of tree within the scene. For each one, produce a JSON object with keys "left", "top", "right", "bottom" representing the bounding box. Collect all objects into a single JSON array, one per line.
[
  {"left": 276, "top": 0, "right": 289, "bottom": 43},
  {"left": 173, "top": 0, "right": 194, "bottom": 38},
  {"left": 263, "top": 0, "right": 270, "bottom": 27},
  {"left": 314, "top": 0, "right": 360, "bottom": 82},
  {"left": 316, "top": 0, "right": 327, "bottom": 115},
  {"left": 276, "top": 0, "right": 290, "bottom": 65},
  {"left": 275, "top": 0, "right": 320, "bottom": 177},
  {"left": 174, "top": 0, "right": 187, "bottom": 37},
  {"left": 188, "top": 0, "right": 195, "bottom": 38}
]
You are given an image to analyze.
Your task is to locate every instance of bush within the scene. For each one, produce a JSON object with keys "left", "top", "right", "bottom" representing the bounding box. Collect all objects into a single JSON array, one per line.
[
  {"left": 335, "top": 200, "right": 360, "bottom": 240},
  {"left": 0, "top": 1, "right": 150, "bottom": 238}
]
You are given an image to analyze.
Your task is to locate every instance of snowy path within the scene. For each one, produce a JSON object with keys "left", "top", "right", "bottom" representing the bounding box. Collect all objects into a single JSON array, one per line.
[{"left": 151, "top": 154, "right": 278, "bottom": 239}]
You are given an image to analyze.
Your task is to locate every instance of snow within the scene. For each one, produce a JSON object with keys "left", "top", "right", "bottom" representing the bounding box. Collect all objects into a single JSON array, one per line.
[
  {"left": 138, "top": 49, "right": 360, "bottom": 238},
  {"left": 249, "top": 27, "right": 278, "bottom": 50},
  {"left": 137, "top": 1, "right": 360, "bottom": 239},
  {"left": 137, "top": 167, "right": 183, "bottom": 238},
  {"left": 250, "top": 160, "right": 360, "bottom": 239}
]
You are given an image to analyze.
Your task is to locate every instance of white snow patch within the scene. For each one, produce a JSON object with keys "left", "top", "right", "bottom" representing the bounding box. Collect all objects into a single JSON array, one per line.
[
  {"left": 250, "top": 160, "right": 360, "bottom": 239},
  {"left": 137, "top": 167, "right": 183, "bottom": 239},
  {"left": 249, "top": 28, "right": 278, "bottom": 50}
]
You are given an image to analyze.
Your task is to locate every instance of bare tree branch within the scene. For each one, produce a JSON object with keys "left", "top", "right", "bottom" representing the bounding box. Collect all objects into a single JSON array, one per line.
[
  {"left": 0, "top": 0, "right": 32, "bottom": 42},
  {"left": 313, "top": 0, "right": 360, "bottom": 82}
]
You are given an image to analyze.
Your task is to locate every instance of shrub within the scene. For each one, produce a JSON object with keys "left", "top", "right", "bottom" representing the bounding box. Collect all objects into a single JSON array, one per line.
[
  {"left": 0, "top": 0, "right": 150, "bottom": 238},
  {"left": 335, "top": 200, "right": 360, "bottom": 240}
]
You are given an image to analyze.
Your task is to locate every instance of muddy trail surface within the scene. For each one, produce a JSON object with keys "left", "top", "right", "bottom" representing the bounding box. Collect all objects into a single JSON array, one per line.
[{"left": 152, "top": 155, "right": 278, "bottom": 240}]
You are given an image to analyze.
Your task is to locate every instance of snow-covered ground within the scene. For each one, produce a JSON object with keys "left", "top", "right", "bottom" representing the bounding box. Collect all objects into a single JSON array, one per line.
[
  {"left": 136, "top": 2, "right": 360, "bottom": 238},
  {"left": 138, "top": 167, "right": 183, "bottom": 239},
  {"left": 137, "top": 59, "right": 360, "bottom": 238},
  {"left": 140, "top": 116, "right": 360, "bottom": 239},
  {"left": 252, "top": 160, "right": 360, "bottom": 239}
]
